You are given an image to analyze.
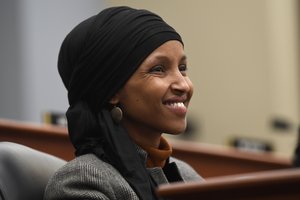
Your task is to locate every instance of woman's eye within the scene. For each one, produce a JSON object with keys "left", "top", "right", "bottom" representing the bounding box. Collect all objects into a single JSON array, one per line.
[
  {"left": 149, "top": 65, "right": 165, "bottom": 73},
  {"left": 179, "top": 64, "right": 188, "bottom": 75}
]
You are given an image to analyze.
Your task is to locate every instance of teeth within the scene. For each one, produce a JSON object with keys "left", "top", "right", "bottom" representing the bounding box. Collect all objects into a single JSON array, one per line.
[{"left": 167, "top": 102, "right": 185, "bottom": 108}]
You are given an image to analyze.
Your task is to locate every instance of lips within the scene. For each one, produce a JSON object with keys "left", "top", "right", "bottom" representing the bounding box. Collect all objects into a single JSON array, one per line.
[
  {"left": 163, "top": 97, "right": 188, "bottom": 117},
  {"left": 165, "top": 102, "right": 186, "bottom": 108}
]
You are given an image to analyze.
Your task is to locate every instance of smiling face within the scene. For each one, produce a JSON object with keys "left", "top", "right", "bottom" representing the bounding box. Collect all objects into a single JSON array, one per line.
[{"left": 112, "top": 40, "right": 194, "bottom": 147}]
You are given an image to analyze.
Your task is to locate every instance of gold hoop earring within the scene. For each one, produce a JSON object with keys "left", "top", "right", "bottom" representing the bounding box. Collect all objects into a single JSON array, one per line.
[{"left": 111, "top": 106, "right": 123, "bottom": 123}]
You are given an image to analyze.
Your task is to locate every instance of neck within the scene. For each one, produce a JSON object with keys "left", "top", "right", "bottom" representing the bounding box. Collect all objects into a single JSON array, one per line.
[{"left": 121, "top": 121, "right": 161, "bottom": 148}]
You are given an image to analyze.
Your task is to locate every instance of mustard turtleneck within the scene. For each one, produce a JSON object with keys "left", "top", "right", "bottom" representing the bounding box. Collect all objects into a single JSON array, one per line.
[{"left": 138, "top": 136, "right": 172, "bottom": 168}]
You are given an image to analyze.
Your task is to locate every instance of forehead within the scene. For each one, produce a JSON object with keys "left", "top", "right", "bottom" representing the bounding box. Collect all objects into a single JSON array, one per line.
[
  {"left": 133, "top": 40, "right": 186, "bottom": 73},
  {"left": 145, "top": 40, "right": 185, "bottom": 60}
]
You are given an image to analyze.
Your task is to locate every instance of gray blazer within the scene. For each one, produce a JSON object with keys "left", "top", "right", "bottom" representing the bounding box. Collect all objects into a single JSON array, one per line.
[{"left": 44, "top": 150, "right": 202, "bottom": 200}]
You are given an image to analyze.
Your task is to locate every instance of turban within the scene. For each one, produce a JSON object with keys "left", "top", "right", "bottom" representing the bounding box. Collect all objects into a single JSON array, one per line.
[
  {"left": 58, "top": 6, "right": 183, "bottom": 200},
  {"left": 58, "top": 6, "right": 182, "bottom": 110}
]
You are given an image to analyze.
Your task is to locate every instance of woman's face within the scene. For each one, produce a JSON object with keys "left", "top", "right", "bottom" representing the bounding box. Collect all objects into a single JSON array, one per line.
[{"left": 116, "top": 40, "right": 194, "bottom": 137}]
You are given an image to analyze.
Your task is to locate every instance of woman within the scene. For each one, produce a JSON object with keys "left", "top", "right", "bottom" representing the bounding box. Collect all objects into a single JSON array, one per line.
[{"left": 44, "top": 6, "right": 202, "bottom": 200}]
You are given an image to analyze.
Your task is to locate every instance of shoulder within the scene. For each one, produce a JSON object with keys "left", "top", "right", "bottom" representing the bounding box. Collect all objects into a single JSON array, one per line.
[
  {"left": 44, "top": 154, "right": 138, "bottom": 200},
  {"left": 170, "top": 157, "right": 204, "bottom": 182},
  {"left": 52, "top": 154, "right": 124, "bottom": 182},
  {"left": 59, "top": 153, "right": 119, "bottom": 175}
]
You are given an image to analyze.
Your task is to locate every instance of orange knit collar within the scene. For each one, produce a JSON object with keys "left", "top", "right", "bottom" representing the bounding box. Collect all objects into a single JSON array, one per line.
[{"left": 139, "top": 136, "right": 172, "bottom": 168}]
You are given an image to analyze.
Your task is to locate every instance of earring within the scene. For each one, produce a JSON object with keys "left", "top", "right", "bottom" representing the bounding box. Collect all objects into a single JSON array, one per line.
[{"left": 111, "top": 106, "right": 123, "bottom": 123}]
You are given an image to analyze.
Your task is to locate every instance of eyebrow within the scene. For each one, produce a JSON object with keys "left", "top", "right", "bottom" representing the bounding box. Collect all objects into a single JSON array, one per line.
[
  {"left": 152, "top": 54, "right": 187, "bottom": 62},
  {"left": 181, "top": 55, "right": 187, "bottom": 62}
]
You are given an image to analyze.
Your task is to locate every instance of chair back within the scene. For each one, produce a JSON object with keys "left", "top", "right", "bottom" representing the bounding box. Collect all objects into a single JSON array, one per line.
[{"left": 0, "top": 142, "right": 66, "bottom": 200}]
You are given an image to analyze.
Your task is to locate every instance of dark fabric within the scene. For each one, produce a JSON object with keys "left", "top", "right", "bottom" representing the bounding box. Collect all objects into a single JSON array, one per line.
[
  {"left": 293, "top": 127, "right": 300, "bottom": 167},
  {"left": 163, "top": 161, "right": 184, "bottom": 183},
  {"left": 294, "top": 145, "right": 300, "bottom": 167},
  {"left": 98, "top": 109, "right": 158, "bottom": 199},
  {"left": 66, "top": 102, "right": 103, "bottom": 156},
  {"left": 60, "top": 6, "right": 183, "bottom": 200}
]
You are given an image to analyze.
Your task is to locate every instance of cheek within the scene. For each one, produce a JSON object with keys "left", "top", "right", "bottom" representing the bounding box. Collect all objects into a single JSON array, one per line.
[
  {"left": 119, "top": 89, "right": 147, "bottom": 114},
  {"left": 120, "top": 89, "right": 159, "bottom": 121},
  {"left": 187, "top": 78, "right": 194, "bottom": 96},
  {"left": 118, "top": 78, "right": 167, "bottom": 115}
]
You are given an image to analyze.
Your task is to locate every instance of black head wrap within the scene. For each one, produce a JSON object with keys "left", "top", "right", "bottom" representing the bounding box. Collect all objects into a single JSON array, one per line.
[{"left": 58, "top": 6, "right": 183, "bottom": 200}]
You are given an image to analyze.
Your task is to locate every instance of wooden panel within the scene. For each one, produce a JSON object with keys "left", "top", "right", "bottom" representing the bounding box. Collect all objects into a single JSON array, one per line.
[
  {"left": 0, "top": 119, "right": 74, "bottom": 160},
  {"left": 157, "top": 168, "right": 300, "bottom": 200},
  {"left": 0, "top": 119, "right": 292, "bottom": 177},
  {"left": 171, "top": 140, "right": 292, "bottom": 177}
]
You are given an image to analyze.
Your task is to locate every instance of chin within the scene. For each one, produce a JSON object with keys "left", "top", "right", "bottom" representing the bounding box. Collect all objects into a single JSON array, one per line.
[
  {"left": 157, "top": 118, "right": 187, "bottom": 135},
  {"left": 164, "top": 130, "right": 185, "bottom": 136},
  {"left": 166, "top": 123, "right": 187, "bottom": 135}
]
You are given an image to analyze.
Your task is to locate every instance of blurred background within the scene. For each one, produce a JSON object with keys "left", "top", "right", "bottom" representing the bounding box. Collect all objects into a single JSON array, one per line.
[{"left": 1, "top": 0, "right": 299, "bottom": 158}]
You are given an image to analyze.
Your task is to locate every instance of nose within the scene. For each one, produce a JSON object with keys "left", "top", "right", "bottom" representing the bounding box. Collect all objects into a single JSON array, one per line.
[{"left": 170, "top": 71, "right": 192, "bottom": 95}]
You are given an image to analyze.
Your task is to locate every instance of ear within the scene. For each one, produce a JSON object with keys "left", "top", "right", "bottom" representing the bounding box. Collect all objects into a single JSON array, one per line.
[{"left": 109, "top": 93, "right": 120, "bottom": 105}]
